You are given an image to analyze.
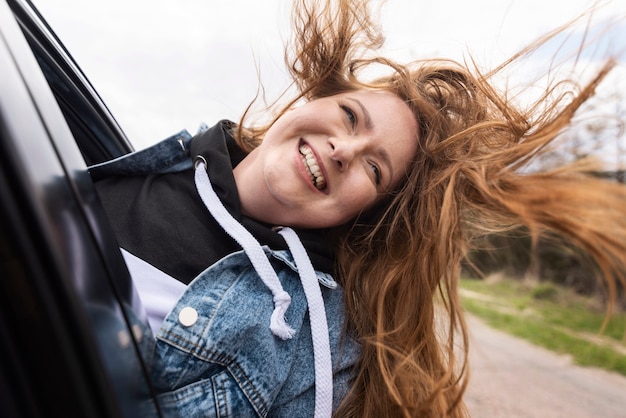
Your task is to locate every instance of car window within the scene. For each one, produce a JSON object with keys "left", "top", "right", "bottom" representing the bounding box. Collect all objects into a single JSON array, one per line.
[{"left": 9, "top": 0, "right": 133, "bottom": 166}]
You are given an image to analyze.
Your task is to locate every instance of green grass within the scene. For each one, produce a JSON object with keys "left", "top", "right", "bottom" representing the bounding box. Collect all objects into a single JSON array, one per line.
[{"left": 460, "top": 277, "right": 626, "bottom": 376}]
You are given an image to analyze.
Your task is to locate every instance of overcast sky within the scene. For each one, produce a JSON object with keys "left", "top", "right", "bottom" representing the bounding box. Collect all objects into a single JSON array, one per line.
[{"left": 33, "top": 0, "right": 626, "bottom": 150}]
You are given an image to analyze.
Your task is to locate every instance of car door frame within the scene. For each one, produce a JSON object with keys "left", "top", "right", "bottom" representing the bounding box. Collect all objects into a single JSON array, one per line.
[{"left": 0, "top": 0, "right": 160, "bottom": 416}]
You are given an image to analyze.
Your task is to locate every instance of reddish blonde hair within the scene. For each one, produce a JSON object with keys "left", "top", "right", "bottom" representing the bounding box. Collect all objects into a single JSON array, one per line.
[{"left": 236, "top": 1, "right": 626, "bottom": 416}]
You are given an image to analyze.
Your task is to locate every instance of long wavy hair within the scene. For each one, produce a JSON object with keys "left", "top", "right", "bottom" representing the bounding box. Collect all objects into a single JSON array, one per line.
[{"left": 234, "top": 0, "right": 626, "bottom": 416}]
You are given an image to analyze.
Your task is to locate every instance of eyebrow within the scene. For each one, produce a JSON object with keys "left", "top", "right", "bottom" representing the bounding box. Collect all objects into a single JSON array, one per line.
[{"left": 347, "top": 96, "right": 394, "bottom": 188}]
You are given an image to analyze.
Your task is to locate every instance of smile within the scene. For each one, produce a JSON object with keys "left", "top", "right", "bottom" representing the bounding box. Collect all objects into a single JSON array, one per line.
[{"left": 299, "top": 143, "right": 327, "bottom": 190}]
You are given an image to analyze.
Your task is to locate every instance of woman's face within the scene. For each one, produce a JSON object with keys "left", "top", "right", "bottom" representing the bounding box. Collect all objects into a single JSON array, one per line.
[{"left": 234, "top": 90, "right": 418, "bottom": 229}]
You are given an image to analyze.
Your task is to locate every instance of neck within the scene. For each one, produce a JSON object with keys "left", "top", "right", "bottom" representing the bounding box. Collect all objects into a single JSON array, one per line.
[{"left": 233, "top": 147, "right": 265, "bottom": 221}]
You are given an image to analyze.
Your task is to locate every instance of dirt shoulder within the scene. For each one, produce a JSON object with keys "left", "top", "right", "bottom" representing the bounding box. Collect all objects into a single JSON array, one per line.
[{"left": 465, "top": 314, "right": 626, "bottom": 418}]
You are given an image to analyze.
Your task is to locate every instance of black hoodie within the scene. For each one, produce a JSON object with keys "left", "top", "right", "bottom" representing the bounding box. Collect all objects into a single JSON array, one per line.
[{"left": 95, "top": 121, "right": 335, "bottom": 285}]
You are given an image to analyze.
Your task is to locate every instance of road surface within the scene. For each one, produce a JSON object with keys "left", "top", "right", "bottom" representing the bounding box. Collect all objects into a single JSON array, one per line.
[{"left": 464, "top": 314, "right": 626, "bottom": 417}]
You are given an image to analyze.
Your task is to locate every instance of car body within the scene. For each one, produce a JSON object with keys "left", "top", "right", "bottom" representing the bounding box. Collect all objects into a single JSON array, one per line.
[{"left": 0, "top": 0, "right": 161, "bottom": 416}]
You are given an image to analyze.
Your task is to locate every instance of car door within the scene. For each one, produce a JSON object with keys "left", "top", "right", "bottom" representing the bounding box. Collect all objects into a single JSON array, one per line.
[{"left": 0, "top": 0, "right": 160, "bottom": 416}]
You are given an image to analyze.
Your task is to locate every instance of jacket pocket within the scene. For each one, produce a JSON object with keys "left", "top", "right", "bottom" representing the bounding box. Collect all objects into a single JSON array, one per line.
[{"left": 156, "top": 369, "right": 260, "bottom": 417}]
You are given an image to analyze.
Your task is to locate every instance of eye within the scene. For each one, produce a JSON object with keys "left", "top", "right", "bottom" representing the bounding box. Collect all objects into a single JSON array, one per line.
[
  {"left": 370, "top": 162, "right": 381, "bottom": 185},
  {"left": 340, "top": 105, "right": 357, "bottom": 128}
]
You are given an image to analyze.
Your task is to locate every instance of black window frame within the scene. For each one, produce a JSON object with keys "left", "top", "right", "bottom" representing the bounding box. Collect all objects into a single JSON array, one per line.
[{"left": 0, "top": 1, "right": 160, "bottom": 416}]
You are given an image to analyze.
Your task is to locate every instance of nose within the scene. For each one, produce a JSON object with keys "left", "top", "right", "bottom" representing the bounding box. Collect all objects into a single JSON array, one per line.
[{"left": 328, "top": 135, "right": 366, "bottom": 170}]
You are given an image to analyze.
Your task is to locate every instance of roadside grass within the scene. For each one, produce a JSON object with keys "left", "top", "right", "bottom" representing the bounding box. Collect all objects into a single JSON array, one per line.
[{"left": 460, "top": 277, "right": 626, "bottom": 376}]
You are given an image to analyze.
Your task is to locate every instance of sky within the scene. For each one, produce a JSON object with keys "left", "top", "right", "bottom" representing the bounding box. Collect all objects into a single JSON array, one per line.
[{"left": 33, "top": 0, "right": 626, "bottom": 150}]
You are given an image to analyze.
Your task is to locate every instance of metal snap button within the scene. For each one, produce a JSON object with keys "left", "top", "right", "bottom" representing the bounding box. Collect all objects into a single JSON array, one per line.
[
  {"left": 117, "top": 330, "right": 130, "bottom": 348},
  {"left": 179, "top": 306, "right": 198, "bottom": 327}
]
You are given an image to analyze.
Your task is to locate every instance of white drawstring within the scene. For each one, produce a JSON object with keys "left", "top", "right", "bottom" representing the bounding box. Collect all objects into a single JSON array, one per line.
[
  {"left": 277, "top": 227, "right": 333, "bottom": 418},
  {"left": 193, "top": 158, "right": 333, "bottom": 417},
  {"left": 194, "top": 158, "right": 294, "bottom": 339}
]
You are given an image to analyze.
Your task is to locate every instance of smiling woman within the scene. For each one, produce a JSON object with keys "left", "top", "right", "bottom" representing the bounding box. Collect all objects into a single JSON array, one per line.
[
  {"left": 88, "top": 0, "right": 626, "bottom": 417},
  {"left": 233, "top": 90, "right": 418, "bottom": 228}
]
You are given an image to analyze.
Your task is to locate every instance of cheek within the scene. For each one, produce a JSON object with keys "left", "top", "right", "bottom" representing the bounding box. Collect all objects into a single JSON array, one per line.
[
  {"left": 336, "top": 180, "right": 378, "bottom": 214},
  {"left": 264, "top": 162, "right": 298, "bottom": 200}
]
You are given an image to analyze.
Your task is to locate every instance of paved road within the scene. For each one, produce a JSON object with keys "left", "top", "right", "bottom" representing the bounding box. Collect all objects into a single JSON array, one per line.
[{"left": 464, "top": 315, "right": 626, "bottom": 417}]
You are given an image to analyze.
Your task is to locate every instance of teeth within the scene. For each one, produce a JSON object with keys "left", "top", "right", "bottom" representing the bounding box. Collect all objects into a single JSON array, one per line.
[{"left": 299, "top": 144, "right": 326, "bottom": 190}]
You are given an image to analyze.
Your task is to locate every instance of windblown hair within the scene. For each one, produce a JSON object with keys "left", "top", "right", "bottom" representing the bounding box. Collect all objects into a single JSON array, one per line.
[{"left": 236, "top": 0, "right": 626, "bottom": 416}]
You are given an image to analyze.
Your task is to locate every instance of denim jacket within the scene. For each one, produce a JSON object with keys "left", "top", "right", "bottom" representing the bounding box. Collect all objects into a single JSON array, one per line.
[{"left": 90, "top": 127, "right": 360, "bottom": 417}]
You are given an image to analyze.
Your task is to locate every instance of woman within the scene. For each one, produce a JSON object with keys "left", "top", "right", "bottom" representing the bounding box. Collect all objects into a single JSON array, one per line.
[{"left": 91, "top": 0, "right": 626, "bottom": 416}]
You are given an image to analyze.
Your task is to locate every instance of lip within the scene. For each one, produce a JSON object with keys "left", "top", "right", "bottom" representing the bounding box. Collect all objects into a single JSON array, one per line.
[{"left": 296, "top": 139, "right": 329, "bottom": 194}]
